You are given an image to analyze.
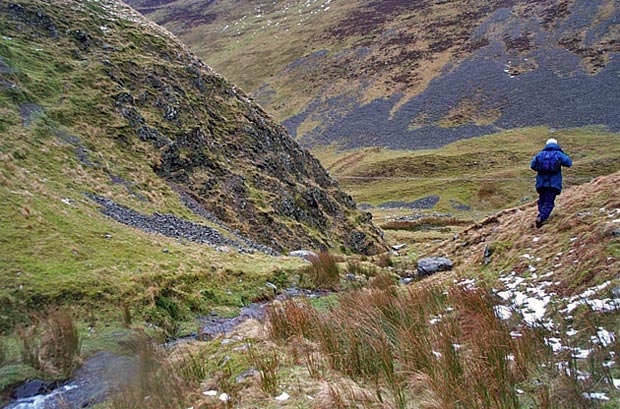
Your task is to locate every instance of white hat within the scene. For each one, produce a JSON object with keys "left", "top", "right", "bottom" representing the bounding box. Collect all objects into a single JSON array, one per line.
[{"left": 546, "top": 138, "right": 558, "bottom": 145}]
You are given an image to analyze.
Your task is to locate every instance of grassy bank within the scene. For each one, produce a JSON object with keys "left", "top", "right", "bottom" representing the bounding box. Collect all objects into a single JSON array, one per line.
[{"left": 314, "top": 126, "right": 620, "bottom": 213}]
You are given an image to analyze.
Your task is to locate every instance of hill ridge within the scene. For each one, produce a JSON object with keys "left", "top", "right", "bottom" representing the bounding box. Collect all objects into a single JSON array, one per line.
[
  {"left": 128, "top": 0, "right": 620, "bottom": 150},
  {"left": 0, "top": 0, "right": 385, "bottom": 255}
]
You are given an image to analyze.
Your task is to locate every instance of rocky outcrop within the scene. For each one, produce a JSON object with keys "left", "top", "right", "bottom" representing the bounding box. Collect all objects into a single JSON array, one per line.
[{"left": 0, "top": 0, "right": 385, "bottom": 254}]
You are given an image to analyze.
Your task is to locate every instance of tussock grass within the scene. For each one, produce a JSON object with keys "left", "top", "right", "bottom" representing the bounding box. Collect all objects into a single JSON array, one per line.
[
  {"left": 368, "top": 271, "right": 398, "bottom": 290},
  {"left": 173, "top": 348, "right": 210, "bottom": 385},
  {"left": 345, "top": 261, "right": 379, "bottom": 279},
  {"left": 298, "top": 341, "right": 324, "bottom": 380},
  {"left": 266, "top": 298, "right": 316, "bottom": 341},
  {"left": 110, "top": 333, "right": 195, "bottom": 409},
  {"left": 266, "top": 284, "right": 576, "bottom": 408},
  {"left": 299, "top": 251, "right": 341, "bottom": 290},
  {"left": 17, "top": 309, "right": 81, "bottom": 378},
  {"left": 247, "top": 347, "right": 280, "bottom": 396},
  {"left": 373, "top": 252, "right": 394, "bottom": 267}
]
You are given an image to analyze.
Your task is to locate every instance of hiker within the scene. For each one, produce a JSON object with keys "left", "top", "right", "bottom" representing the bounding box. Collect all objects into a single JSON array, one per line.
[{"left": 530, "top": 138, "right": 572, "bottom": 228}]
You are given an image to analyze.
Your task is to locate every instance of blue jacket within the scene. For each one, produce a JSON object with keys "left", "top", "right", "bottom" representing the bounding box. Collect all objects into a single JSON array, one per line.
[{"left": 530, "top": 143, "right": 572, "bottom": 193}]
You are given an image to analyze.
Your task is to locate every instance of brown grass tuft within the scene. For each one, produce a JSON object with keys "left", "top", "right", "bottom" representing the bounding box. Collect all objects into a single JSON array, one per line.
[
  {"left": 111, "top": 332, "right": 196, "bottom": 408},
  {"left": 18, "top": 309, "right": 81, "bottom": 378},
  {"left": 266, "top": 298, "right": 316, "bottom": 341},
  {"left": 300, "top": 251, "right": 341, "bottom": 290},
  {"left": 265, "top": 284, "right": 557, "bottom": 408}
]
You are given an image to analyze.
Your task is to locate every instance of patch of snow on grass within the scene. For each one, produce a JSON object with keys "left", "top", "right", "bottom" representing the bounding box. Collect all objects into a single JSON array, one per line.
[
  {"left": 572, "top": 348, "right": 591, "bottom": 359},
  {"left": 562, "top": 281, "right": 614, "bottom": 313},
  {"left": 494, "top": 305, "right": 512, "bottom": 320},
  {"left": 275, "top": 392, "right": 290, "bottom": 401},
  {"left": 545, "top": 337, "right": 563, "bottom": 352},
  {"left": 582, "top": 392, "right": 609, "bottom": 401},
  {"left": 595, "top": 328, "right": 615, "bottom": 347}
]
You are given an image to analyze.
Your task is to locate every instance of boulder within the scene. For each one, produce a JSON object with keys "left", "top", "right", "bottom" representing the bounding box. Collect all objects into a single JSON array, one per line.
[
  {"left": 12, "top": 380, "right": 60, "bottom": 399},
  {"left": 288, "top": 250, "right": 318, "bottom": 261},
  {"left": 417, "top": 257, "right": 453, "bottom": 276}
]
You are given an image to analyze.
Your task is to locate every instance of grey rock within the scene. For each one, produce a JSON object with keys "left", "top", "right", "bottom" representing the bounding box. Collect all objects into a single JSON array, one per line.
[
  {"left": 484, "top": 244, "right": 492, "bottom": 265},
  {"left": 379, "top": 195, "right": 440, "bottom": 210},
  {"left": 392, "top": 243, "right": 407, "bottom": 251},
  {"left": 86, "top": 193, "right": 256, "bottom": 253},
  {"left": 417, "top": 257, "right": 454, "bottom": 276},
  {"left": 19, "top": 103, "right": 43, "bottom": 127},
  {"left": 12, "top": 380, "right": 60, "bottom": 400},
  {"left": 450, "top": 199, "right": 471, "bottom": 211},
  {"left": 236, "top": 368, "right": 258, "bottom": 383},
  {"left": 358, "top": 202, "right": 374, "bottom": 210},
  {"left": 288, "top": 250, "right": 318, "bottom": 261},
  {"left": 345, "top": 230, "right": 376, "bottom": 255}
]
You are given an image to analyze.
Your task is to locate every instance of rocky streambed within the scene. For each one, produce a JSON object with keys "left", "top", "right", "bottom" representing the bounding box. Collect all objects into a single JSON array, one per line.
[
  {"left": 6, "top": 352, "right": 136, "bottom": 409},
  {"left": 5, "top": 288, "right": 327, "bottom": 408}
]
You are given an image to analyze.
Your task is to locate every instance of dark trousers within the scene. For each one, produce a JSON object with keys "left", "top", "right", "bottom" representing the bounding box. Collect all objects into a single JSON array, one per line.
[{"left": 537, "top": 187, "right": 558, "bottom": 221}]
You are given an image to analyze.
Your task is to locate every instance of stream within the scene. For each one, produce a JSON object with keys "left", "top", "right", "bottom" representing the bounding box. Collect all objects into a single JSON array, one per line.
[{"left": 5, "top": 288, "right": 327, "bottom": 408}]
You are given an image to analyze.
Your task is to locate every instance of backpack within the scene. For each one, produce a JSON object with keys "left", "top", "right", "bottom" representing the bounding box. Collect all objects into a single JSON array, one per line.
[{"left": 534, "top": 150, "right": 561, "bottom": 174}]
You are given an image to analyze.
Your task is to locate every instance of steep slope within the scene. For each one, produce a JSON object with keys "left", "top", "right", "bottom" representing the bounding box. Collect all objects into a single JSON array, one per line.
[
  {"left": 128, "top": 0, "right": 620, "bottom": 149},
  {"left": 0, "top": 0, "right": 384, "bottom": 257},
  {"left": 435, "top": 171, "right": 620, "bottom": 298}
]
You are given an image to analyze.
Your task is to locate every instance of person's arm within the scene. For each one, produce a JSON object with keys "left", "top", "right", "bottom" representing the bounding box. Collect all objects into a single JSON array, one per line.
[
  {"left": 561, "top": 152, "right": 572, "bottom": 168},
  {"left": 530, "top": 154, "right": 539, "bottom": 171}
]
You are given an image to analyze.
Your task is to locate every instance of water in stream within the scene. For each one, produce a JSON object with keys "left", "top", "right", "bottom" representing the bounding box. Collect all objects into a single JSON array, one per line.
[{"left": 5, "top": 288, "right": 327, "bottom": 408}]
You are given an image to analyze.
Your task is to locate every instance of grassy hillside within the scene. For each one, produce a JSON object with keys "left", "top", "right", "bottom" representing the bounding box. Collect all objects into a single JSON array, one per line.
[
  {"left": 0, "top": 0, "right": 381, "bottom": 397},
  {"left": 311, "top": 126, "right": 620, "bottom": 250},
  {"left": 316, "top": 127, "right": 620, "bottom": 212},
  {"left": 93, "top": 172, "right": 620, "bottom": 408},
  {"left": 128, "top": 0, "right": 620, "bottom": 149},
  {"left": 1, "top": 0, "right": 386, "bottom": 255},
  {"left": 0, "top": 0, "right": 388, "bottom": 319}
]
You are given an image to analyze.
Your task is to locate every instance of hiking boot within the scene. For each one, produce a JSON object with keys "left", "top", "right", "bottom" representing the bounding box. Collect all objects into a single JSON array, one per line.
[{"left": 535, "top": 216, "right": 544, "bottom": 228}]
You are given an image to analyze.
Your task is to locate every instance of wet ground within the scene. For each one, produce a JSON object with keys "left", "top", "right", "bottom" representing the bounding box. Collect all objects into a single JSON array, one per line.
[
  {"left": 6, "top": 352, "right": 136, "bottom": 409},
  {"left": 6, "top": 288, "right": 327, "bottom": 408}
]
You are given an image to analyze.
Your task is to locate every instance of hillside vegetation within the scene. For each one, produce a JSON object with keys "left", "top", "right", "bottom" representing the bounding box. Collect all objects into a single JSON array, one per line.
[
  {"left": 92, "top": 172, "right": 620, "bottom": 408},
  {"left": 316, "top": 127, "right": 620, "bottom": 211},
  {"left": 0, "top": 0, "right": 387, "bottom": 328},
  {"left": 312, "top": 126, "right": 620, "bottom": 250},
  {"left": 2, "top": 1, "right": 620, "bottom": 407},
  {"left": 128, "top": 0, "right": 620, "bottom": 149}
]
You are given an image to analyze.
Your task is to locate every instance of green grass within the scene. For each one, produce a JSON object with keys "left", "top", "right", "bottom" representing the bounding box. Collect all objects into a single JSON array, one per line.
[{"left": 314, "top": 126, "right": 620, "bottom": 213}]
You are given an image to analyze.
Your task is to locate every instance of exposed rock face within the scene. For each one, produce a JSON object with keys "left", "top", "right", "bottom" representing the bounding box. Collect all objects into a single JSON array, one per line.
[{"left": 0, "top": 0, "right": 384, "bottom": 254}]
